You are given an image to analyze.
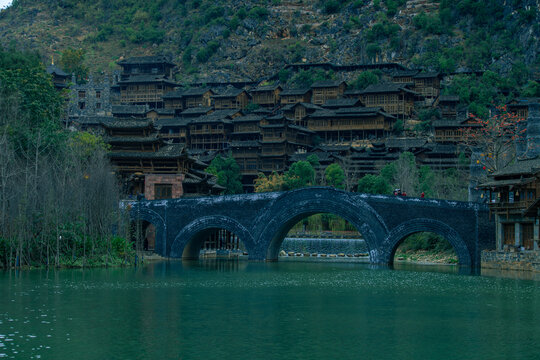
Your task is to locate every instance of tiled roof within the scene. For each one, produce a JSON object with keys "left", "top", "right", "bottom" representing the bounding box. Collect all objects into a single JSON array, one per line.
[
  {"left": 117, "top": 75, "right": 177, "bottom": 86},
  {"left": 439, "top": 95, "right": 460, "bottom": 102},
  {"left": 108, "top": 144, "right": 186, "bottom": 159},
  {"left": 391, "top": 69, "right": 420, "bottom": 77},
  {"left": 413, "top": 71, "right": 440, "bottom": 79},
  {"left": 112, "top": 105, "right": 148, "bottom": 115},
  {"left": 180, "top": 107, "right": 213, "bottom": 116},
  {"left": 492, "top": 157, "right": 540, "bottom": 177},
  {"left": 232, "top": 114, "right": 264, "bottom": 123},
  {"left": 323, "top": 98, "right": 363, "bottom": 108},
  {"left": 101, "top": 118, "right": 152, "bottom": 129},
  {"left": 361, "top": 83, "right": 416, "bottom": 94},
  {"left": 250, "top": 84, "right": 282, "bottom": 92},
  {"left": 46, "top": 64, "right": 68, "bottom": 77},
  {"left": 280, "top": 88, "right": 311, "bottom": 96},
  {"left": 311, "top": 80, "right": 346, "bottom": 88},
  {"left": 155, "top": 118, "right": 191, "bottom": 127},
  {"left": 212, "top": 88, "right": 246, "bottom": 98},
  {"left": 117, "top": 55, "right": 175, "bottom": 66}
]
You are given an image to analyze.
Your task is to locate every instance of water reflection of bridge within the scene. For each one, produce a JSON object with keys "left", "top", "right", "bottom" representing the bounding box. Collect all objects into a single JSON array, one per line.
[{"left": 129, "top": 187, "right": 493, "bottom": 268}]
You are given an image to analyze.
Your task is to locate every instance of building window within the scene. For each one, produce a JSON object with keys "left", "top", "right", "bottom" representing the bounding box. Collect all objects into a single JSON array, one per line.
[
  {"left": 523, "top": 223, "right": 534, "bottom": 250},
  {"left": 503, "top": 223, "right": 515, "bottom": 246},
  {"left": 78, "top": 91, "right": 86, "bottom": 98},
  {"left": 154, "top": 184, "right": 172, "bottom": 199},
  {"left": 96, "top": 103, "right": 101, "bottom": 109},
  {"left": 79, "top": 102, "right": 85, "bottom": 109},
  {"left": 96, "top": 91, "right": 101, "bottom": 99}
]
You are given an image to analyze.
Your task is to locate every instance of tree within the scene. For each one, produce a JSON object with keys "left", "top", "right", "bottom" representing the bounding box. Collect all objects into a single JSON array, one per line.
[
  {"left": 357, "top": 174, "right": 392, "bottom": 195},
  {"left": 325, "top": 163, "right": 345, "bottom": 189},
  {"left": 207, "top": 155, "right": 243, "bottom": 194},
  {"left": 60, "top": 48, "right": 88, "bottom": 83},
  {"left": 461, "top": 105, "right": 527, "bottom": 175},
  {"left": 254, "top": 172, "right": 284, "bottom": 193},
  {"left": 283, "top": 160, "right": 315, "bottom": 190},
  {"left": 350, "top": 71, "right": 379, "bottom": 90}
]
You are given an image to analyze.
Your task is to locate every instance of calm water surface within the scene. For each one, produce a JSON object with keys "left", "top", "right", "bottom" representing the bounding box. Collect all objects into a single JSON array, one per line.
[{"left": 1, "top": 261, "right": 539, "bottom": 360}]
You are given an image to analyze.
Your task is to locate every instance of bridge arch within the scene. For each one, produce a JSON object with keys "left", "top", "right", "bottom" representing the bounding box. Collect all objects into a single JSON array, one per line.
[
  {"left": 381, "top": 218, "right": 472, "bottom": 266},
  {"left": 170, "top": 215, "right": 256, "bottom": 259},
  {"left": 130, "top": 207, "right": 166, "bottom": 255},
  {"left": 255, "top": 188, "right": 389, "bottom": 262}
]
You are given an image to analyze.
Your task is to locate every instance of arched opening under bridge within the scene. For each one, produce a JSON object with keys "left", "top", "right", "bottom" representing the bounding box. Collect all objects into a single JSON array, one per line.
[
  {"left": 392, "top": 232, "right": 458, "bottom": 266},
  {"left": 279, "top": 213, "right": 368, "bottom": 259}
]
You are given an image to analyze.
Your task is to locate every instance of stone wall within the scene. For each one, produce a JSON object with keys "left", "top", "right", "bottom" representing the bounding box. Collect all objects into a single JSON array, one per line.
[{"left": 481, "top": 250, "right": 540, "bottom": 272}]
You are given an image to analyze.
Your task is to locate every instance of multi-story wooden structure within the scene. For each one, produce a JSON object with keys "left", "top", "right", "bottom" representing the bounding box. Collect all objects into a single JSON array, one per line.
[
  {"left": 229, "top": 114, "right": 263, "bottom": 191},
  {"left": 117, "top": 56, "right": 178, "bottom": 108},
  {"left": 507, "top": 97, "right": 540, "bottom": 119},
  {"left": 480, "top": 157, "right": 540, "bottom": 251},
  {"left": 412, "top": 72, "right": 441, "bottom": 103},
  {"left": 358, "top": 83, "right": 418, "bottom": 118},
  {"left": 163, "top": 87, "right": 215, "bottom": 115},
  {"left": 280, "top": 88, "right": 312, "bottom": 105},
  {"left": 212, "top": 88, "right": 250, "bottom": 109},
  {"left": 307, "top": 107, "right": 396, "bottom": 142},
  {"left": 188, "top": 109, "right": 241, "bottom": 151},
  {"left": 310, "top": 80, "right": 347, "bottom": 105},
  {"left": 437, "top": 95, "right": 460, "bottom": 118},
  {"left": 156, "top": 118, "right": 190, "bottom": 144},
  {"left": 259, "top": 114, "right": 313, "bottom": 173},
  {"left": 281, "top": 102, "right": 322, "bottom": 127},
  {"left": 249, "top": 84, "right": 282, "bottom": 107},
  {"left": 432, "top": 113, "right": 481, "bottom": 143},
  {"left": 390, "top": 69, "right": 420, "bottom": 85},
  {"left": 46, "top": 63, "right": 69, "bottom": 91}
]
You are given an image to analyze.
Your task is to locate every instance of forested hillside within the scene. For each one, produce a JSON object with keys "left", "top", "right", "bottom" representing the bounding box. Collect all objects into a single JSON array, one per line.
[{"left": 0, "top": 0, "right": 538, "bottom": 86}]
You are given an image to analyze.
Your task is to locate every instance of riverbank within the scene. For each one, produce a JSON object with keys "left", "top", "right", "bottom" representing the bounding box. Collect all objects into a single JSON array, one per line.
[{"left": 394, "top": 249, "right": 458, "bottom": 264}]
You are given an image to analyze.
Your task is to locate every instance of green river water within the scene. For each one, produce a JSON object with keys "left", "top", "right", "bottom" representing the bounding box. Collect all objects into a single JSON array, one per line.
[{"left": 1, "top": 260, "right": 539, "bottom": 360}]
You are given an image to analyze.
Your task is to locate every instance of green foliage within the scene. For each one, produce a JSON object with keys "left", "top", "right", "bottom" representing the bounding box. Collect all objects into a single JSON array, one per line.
[
  {"left": 283, "top": 160, "right": 315, "bottom": 190},
  {"left": 350, "top": 71, "right": 379, "bottom": 90},
  {"left": 365, "top": 21, "right": 400, "bottom": 42},
  {"left": 307, "top": 154, "right": 320, "bottom": 168},
  {"left": 399, "top": 232, "right": 453, "bottom": 252},
  {"left": 60, "top": 48, "right": 88, "bottom": 83},
  {"left": 319, "top": 0, "right": 341, "bottom": 14},
  {"left": 325, "top": 163, "right": 345, "bottom": 189},
  {"left": 207, "top": 154, "right": 243, "bottom": 194},
  {"left": 196, "top": 41, "right": 220, "bottom": 63},
  {"left": 278, "top": 69, "right": 292, "bottom": 83},
  {"left": 413, "top": 11, "right": 445, "bottom": 35},
  {"left": 248, "top": 6, "right": 269, "bottom": 20},
  {"left": 383, "top": 0, "right": 406, "bottom": 17},
  {"left": 393, "top": 119, "right": 403, "bottom": 135},
  {"left": 288, "top": 69, "right": 334, "bottom": 88},
  {"left": 357, "top": 174, "right": 392, "bottom": 195},
  {"left": 521, "top": 81, "right": 540, "bottom": 97}
]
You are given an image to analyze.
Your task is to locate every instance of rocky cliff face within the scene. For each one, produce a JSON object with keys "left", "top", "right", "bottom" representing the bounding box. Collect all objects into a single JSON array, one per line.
[{"left": 0, "top": 0, "right": 538, "bottom": 82}]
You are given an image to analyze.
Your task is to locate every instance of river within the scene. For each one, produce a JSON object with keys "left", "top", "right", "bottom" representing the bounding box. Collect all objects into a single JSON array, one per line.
[{"left": 1, "top": 260, "right": 539, "bottom": 359}]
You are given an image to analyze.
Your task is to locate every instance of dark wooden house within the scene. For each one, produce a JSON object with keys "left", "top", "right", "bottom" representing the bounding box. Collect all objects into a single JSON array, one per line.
[
  {"left": 311, "top": 80, "right": 347, "bottom": 105},
  {"left": 249, "top": 84, "right": 282, "bottom": 107},
  {"left": 212, "top": 88, "right": 250, "bottom": 110},
  {"left": 280, "top": 88, "right": 312, "bottom": 105},
  {"left": 359, "top": 83, "right": 418, "bottom": 118}
]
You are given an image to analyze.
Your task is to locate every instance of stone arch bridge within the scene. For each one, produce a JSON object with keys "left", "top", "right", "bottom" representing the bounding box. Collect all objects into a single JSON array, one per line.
[{"left": 127, "top": 187, "right": 493, "bottom": 268}]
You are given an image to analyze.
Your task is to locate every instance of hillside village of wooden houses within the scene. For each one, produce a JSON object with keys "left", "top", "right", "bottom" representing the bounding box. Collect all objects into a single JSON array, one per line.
[{"left": 47, "top": 55, "right": 539, "bottom": 209}]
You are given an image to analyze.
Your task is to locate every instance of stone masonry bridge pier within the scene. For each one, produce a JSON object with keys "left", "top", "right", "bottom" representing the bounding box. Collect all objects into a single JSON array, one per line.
[{"left": 128, "top": 187, "right": 494, "bottom": 268}]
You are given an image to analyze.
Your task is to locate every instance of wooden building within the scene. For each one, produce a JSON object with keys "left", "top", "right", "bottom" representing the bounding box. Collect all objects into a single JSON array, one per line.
[
  {"left": 281, "top": 102, "right": 322, "bottom": 127},
  {"left": 249, "top": 84, "right": 282, "bottom": 107},
  {"left": 188, "top": 110, "right": 241, "bottom": 151},
  {"left": 311, "top": 80, "right": 347, "bottom": 105},
  {"left": 229, "top": 114, "right": 264, "bottom": 187},
  {"left": 212, "top": 88, "right": 250, "bottom": 109},
  {"left": 156, "top": 118, "right": 191, "bottom": 144},
  {"left": 163, "top": 87, "right": 215, "bottom": 115},
  {"left": 280, "top": 88, "right": 312, "bottom": 105},
  {"left": 259, "top": 114, "right": 313, "bottom": 173},
  {"left": 507, "top": 98, "right": 540, "bottom": 119},
  {"left": 480, "top": 157, "right": 540, "bottom": 251},
  {"left": 412, "top": 72, "right": 441, "bottom": 102},
  {"left": 307, "top": 107, "right": 396, "bottom": 142},
  {"left": 390, "top": 69, "right": 420, "bottom": 85},
  {"left": 117, "top": 56, "right": 178, "bottom": 108},
  {"left": 358, "top": 83, "right": 418, "bottom": 118},
  {"left": 46, "top": 64, "right": 69, "bottom": 91},
  {"left": 437, "top": 95, "right": 460, "bottom": 118}
]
